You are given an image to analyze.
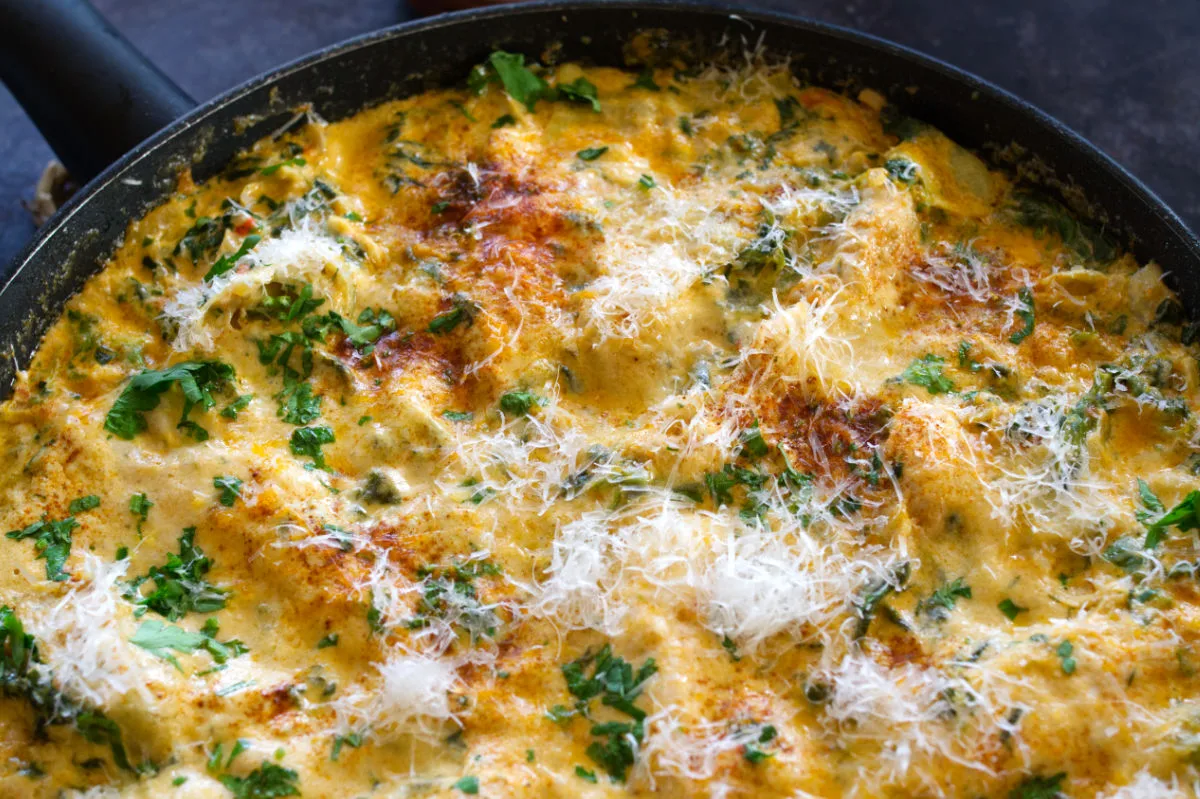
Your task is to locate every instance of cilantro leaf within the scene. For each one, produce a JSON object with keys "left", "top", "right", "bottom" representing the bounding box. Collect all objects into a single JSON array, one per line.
[
  {"left": 334, "top": 307, "right": 395, "bottom": 348},
  {"left": 488, "top": 51, "right": 551, "bottom": 112},
  {"left": 205, "top": 234, "right": 261, "bottom": 282},
  {"left": 130, "top": 620, "right": 206, "bottom": 669},
  {"left": 131, "top": 619, "right": 246, "bottom": 671},
  {"left": 1144, "top": 489, "right": 1200, "bottom": 549},
  {"left": 6, "top": 516, "right": 79, "bottom": 582},
  {"left": 104, "top": 361, "right": 235, "bottom": 440},
  {"left": 279, "top": 382, "right": 321, "bottom": 426},
  {"left": 558, "top": 77, "right": 601, "bottom": 112},
  {"left": 290, "top": 426, "right": 336, "bottom": 470},
  {"left": 218, "top": 761, "right": 300, "bottom": 798},
  {"left": 577, "top": 146, "right": 608, "bottom": 161},
  {"left": 559, "top": 644, "right": 657, "bottom": 781},
  {"left": 126, "top": 527, "right": 228, "bottom": 620},
  {"left": 1009, "top": 772, "right": 1067, "bottom": 799},
  {"left": 453, "top": 775, "right": 480, "bottom": 794},
  {"left": 630, "top": 69, "right": 659, "bottom": 91},
  {"left": 1055, "top": 639, "right": 1077, "bottom": 675},
  {"left": 428, "top": 294, "right": 478, "bottom": 335},
  {"left": 68, "top": 495, "right": 100, "bottom": 514},
  {"left": 920, "top": 577, "right": 971, "bottom": 620},
  {"left": 998, "top": 598, "right": 1027, "bottom": 621},
  {"left": 220, "top": 394, "right": 254, "bottom": 420},
  {"left": 901, "top": 354, "right": 955, "bottom": 395},
  {"left": 129, "top": 493, "right": 153, "bottom": 535},
  {"left": 1009, "top": 286, "right": 1036, "bottom": 344},
  {"left": 214, "top": 476, "right": 243, "bottom": 507},
  {"left": 499, "top": 390, "right": 539, "bottom": 416}
]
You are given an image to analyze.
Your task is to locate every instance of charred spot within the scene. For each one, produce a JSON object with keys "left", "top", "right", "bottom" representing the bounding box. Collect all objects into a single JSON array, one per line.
[
  {"left": 881, "top": 632, "right": 927, "bottom": 667},
  {"left": 425, "top": 163, "right": 540, "bottom": 230},
  {"left": 336, "top": 330, "right": 463, "bottom": 385},
  {"left": 769, "top": 392, "right": 892, "bottom": 485}
]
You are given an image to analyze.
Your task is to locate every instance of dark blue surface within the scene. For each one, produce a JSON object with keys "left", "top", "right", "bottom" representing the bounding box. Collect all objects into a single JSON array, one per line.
[{"left": 3, "top": 0, "right": 1197, "bottom": 270}]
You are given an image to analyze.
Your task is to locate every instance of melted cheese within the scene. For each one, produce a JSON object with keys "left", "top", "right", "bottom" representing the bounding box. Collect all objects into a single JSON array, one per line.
[{"left": 2, "top": 43, "right": 1200, "bottom": 799}]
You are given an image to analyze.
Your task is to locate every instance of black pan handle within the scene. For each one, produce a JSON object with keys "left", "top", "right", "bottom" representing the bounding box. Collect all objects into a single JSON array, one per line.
[{"left": 0, "top": 0, "right": 197, "bottom": 184}]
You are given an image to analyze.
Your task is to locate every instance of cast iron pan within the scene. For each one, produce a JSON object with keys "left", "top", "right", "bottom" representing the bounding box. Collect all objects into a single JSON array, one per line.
[{"left": 2, "top": 0, "right": 1198, "bottom": 400}]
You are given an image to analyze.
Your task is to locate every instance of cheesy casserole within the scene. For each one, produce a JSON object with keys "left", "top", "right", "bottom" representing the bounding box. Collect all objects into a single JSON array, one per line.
[{"left": 2, "top": 44, "right": 1199, "bottom": 799}]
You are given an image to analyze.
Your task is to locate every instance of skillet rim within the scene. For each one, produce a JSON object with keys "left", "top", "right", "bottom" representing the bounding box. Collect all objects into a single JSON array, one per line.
[{"left": 3, "top": 0, "right": 1198, "bottom": 340}]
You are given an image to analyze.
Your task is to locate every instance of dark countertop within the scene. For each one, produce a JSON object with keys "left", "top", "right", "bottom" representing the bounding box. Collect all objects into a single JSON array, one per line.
[{"left": 2, "top": 0, "right": 1197, "bottom": 270}]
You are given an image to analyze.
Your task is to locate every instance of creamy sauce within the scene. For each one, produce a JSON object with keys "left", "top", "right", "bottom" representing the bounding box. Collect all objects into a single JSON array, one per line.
[{"left": 1, "top": 47, "right": 1199, "bottom": 799}]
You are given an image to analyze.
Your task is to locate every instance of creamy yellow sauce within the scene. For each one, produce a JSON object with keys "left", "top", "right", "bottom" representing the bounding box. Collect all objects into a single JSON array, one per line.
[{"left": 2, "top": 47, "right": 1199, "bottom": 799}]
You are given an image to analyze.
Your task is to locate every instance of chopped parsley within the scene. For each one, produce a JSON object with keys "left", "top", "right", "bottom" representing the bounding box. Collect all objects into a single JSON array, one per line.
[
  {"left": 1143, "top": 488, "right": 1200, "bottom": 549},
  {"left": 428, "top": 294, "right": 478, "bottom": 335},
  {"left": 555, "top": 644, "right": 658, "bottom": 782},
  {"left": 204, "top": 234, "right": 261, "bottom": 282},
  {"left": 630, "top": 69, "right": 660, "bottom": 91},
  {"left": 558, "top": 77, "right": 601, "bottom": 111},
  {"left": 884, "top": 157, "right": 919, "bottom": 184},
  {"left": 316, "top": 633, "right": 339, "bottom": 649},
  {"left": 214, "top": 476, "right": 243, "bottom": 507},
  {"left": 470, "top": 51, "right": 602, "bottom": 113},
  {"left": 220, "top": 394, "right": 254, "bottom": 420},
  {"left": 577, "top": 146, "right": 609, "bottom": 161},
  {"left": 739, "top": 423, "right": 769, "bottom": 458},
  {"left": 279, "top": 382, "right": 321, "bottom": 425},
  {"left": 218, "top": 761, "right": 300, "bottom": 798},
  {"left": 919, "top": 577, "right": 972, "bottom": 620},
  {"left": 259, "top": 157, "right": 306, "bottom": 176},
  {"left": 1009, "top": 286, "right": 1036, "bottom": 344},
  {"left": 130, "top": 618, "right": 247, "bottom": 671},
  {"left": 411, "top": 559, "right": 502, "bottom": 642},
  {"left": 480, "top": 51, "right": 550, "bottom": 111},
  {"left": 637, "top": 174, "right": 656, "bottom": 190},
  {"left": 901, "top": 354, "right": 955, "bottom": 395},
  {"left": 453, "top": 775, "right": 480, "bottom": 794},
  {"left": 104, "top": 360, "right": 236, "bottom": 441},
  {"left": 129, "top": 493, "right": 152, "bottom": 534},
  {"left": 1009, "top": 771, "right": 1067, "bottom": 799},
  {"left": 742, "top": 724, "right": 777, "bottom": 764},
  {"left": 1055, "top": 639, "right": 1077, "bottom": 675},
  {"left": 853, "top": 563, "right": 910, "bottom": 637},
  {"left": 330, "top": 732, "right": 362, "bottom": 761},
  {"left": 998, "top": 598, "right": 1027, "bottom": 621},
  {"left": 290, "top": 426, "right": 336, "bottom": 470},
  {"left": 499, "top": 390, "right": 540, "bottom": 416},
  {"left": 126, "top": 527, "right": 228, "bottom": 620},
  {"left": 68, "top": 495, "right": 100, "bottom": 514},
  {"left": 5, "top": 496, "right": 99, "bottom": 582}
]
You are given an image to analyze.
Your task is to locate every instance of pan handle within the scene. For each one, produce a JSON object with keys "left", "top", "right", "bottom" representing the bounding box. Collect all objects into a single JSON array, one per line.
[{"left": 0, "top": 0, "right": 196, "bottom": 184}]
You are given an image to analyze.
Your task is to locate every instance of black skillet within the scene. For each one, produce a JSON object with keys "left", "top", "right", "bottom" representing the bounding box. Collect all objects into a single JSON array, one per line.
[{"left": 1, "top": 0, "right": 1198, "bottom": 400}]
